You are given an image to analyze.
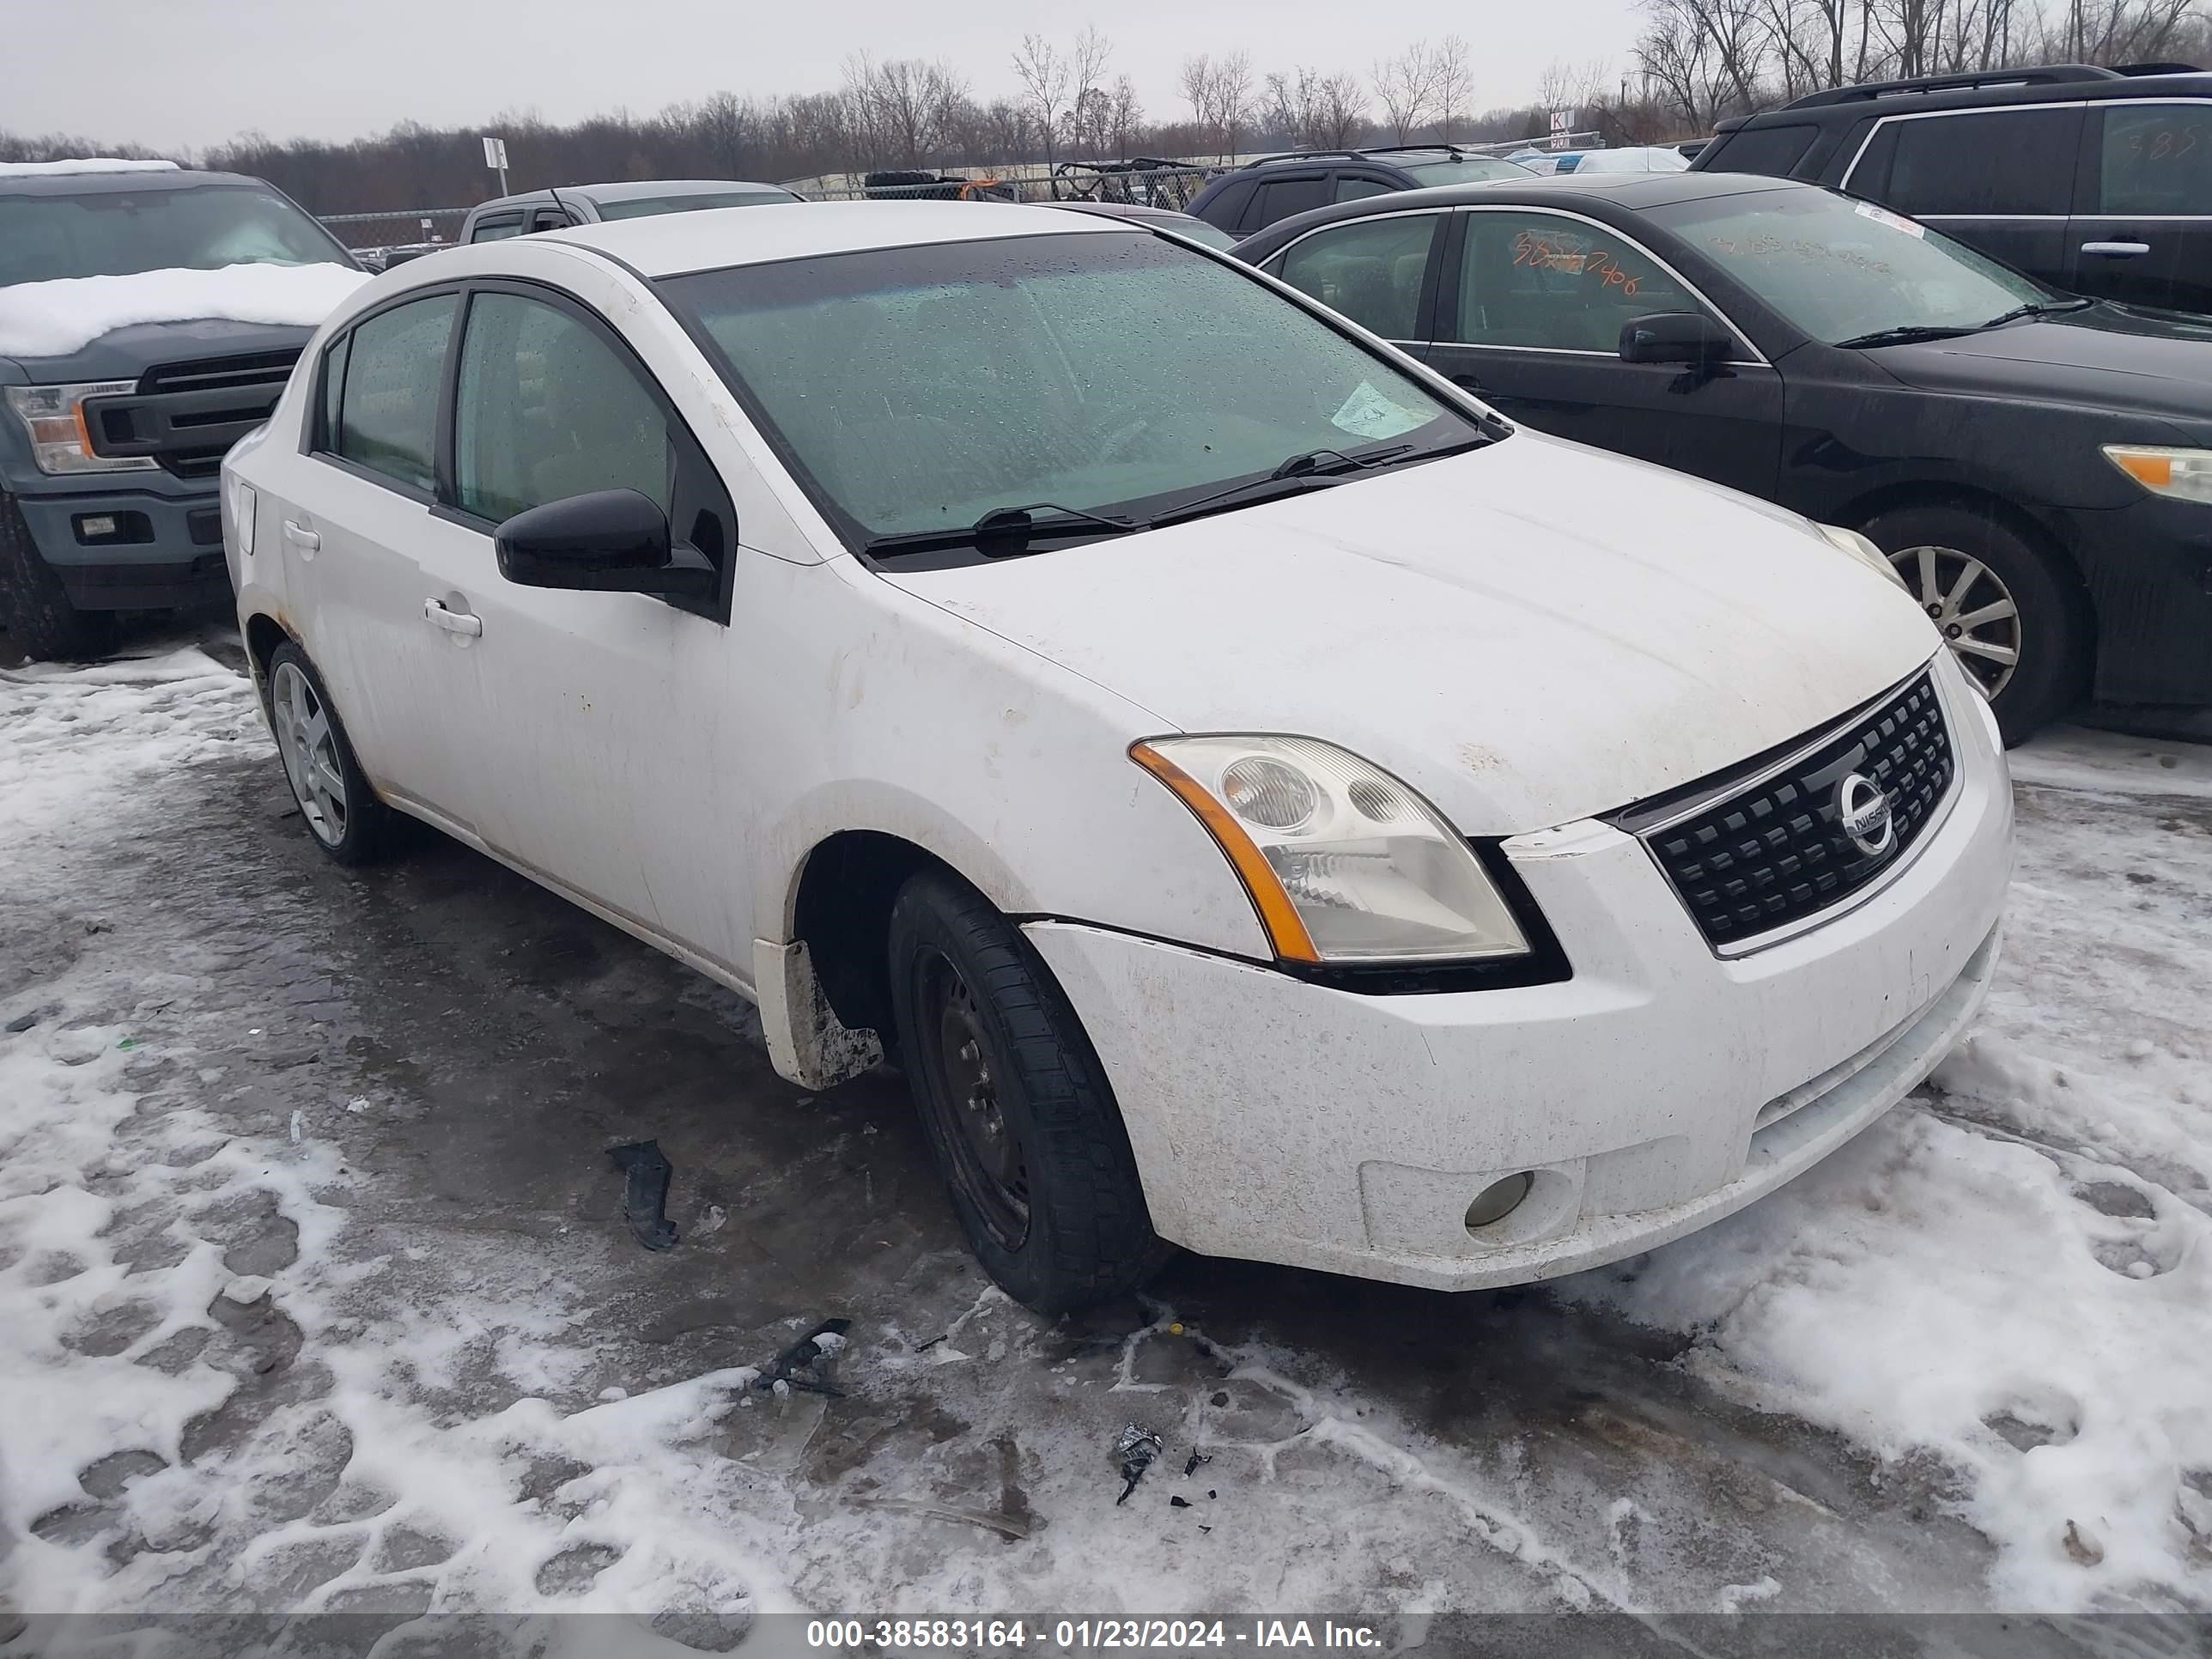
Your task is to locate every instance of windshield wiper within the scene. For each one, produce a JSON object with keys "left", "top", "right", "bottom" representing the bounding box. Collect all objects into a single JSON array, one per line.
[
  {"left": 1148, "top": 439, "right": 1485, "bottom": 532},
  {"left": 1978, "top": 297, "right": 2096, "bottom": 329},
  {"left": 1833, "top": 324, "right": 1983, "bottom": 349},
  {"left": 863, "top": 501, "right": 1139, "bottom": 559}
]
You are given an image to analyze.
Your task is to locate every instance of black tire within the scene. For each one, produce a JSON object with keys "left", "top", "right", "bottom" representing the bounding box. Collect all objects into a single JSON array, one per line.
[
  {"left": 887, "top": 870, "right": 1168, "bottom": 1313},
  {"left": 0, "top": 490, "right": 108, "bottom": 662},
  {"left": 1858, "top": 501, "right": 2089, "bottom": 746},
  {"left": 264, "top": 641, "right": 403, "bottom": 866}
]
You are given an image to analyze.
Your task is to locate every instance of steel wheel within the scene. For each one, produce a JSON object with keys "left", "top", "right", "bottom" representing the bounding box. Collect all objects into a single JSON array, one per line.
[
  {"left": 1891, "top": 544, "right": 2021, "bottom": 701},
  {"left": 271, "top": 659, "right": 349, "bottom": 847},
  {"left": 915, "top": 950, "right": 1030, "bottom": 1250}
]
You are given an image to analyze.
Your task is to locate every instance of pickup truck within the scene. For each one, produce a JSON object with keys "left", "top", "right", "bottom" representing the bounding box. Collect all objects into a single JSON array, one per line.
[{"left": 0, "top": 161, "right": 365, "bottom": 659}]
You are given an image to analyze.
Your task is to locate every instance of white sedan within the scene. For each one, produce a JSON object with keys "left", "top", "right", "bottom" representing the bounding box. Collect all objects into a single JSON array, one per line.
[{"left": 222, "top": 201, "right": 2011, "bottom": 1311}]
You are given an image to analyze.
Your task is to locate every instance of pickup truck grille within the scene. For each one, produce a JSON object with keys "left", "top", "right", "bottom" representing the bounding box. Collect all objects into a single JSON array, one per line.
[
  {"left": 1618, "top": 670, "right": 1955, "bottom": 950},
  {"left": 84, "top": 349, "right": 302, "bottom": 480}
]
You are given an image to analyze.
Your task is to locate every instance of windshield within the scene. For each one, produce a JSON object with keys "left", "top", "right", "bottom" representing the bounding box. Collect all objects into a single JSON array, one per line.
[
  {"left": 595, "top": 190, "right": 797, "bottom": 220},
  {"left": 0, "top": 184, "right": 354, "bottom": 287},
  {"left": 659, "top": 230, "right": 1481, "bottom": 544},
  {"left": 1574, "top": 148, "right": 1690, "bottom": 173},
  {"left": 1399, "top": 156, "right": 1535, "bottom": 185},
  {"left": 1645, "top": 186, "right": 2050, "bottom": 343}
]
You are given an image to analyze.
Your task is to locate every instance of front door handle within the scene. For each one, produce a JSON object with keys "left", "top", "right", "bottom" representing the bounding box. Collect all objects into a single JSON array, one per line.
[
  {"left": 2081, "top": 240, "right": 2151, "bottom": 258},
  {"left": 423, "top": 598, "right": 483, "bottom": 638},
  {"left": 283, "top": 519, "right": 319, "bottom": 554}
]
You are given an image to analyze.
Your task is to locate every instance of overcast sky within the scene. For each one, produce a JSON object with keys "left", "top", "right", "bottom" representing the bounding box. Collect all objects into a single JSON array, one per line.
[{"left": 17, "top": 0, "right": 1646, "bottom": 156}]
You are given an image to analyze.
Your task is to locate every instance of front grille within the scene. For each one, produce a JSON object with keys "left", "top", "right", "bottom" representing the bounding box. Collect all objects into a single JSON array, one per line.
[
  {"left": 134, "top": 349, "right": 301, "bottom": 479},
  {"left": 137, "top": 349, "right": 302, "bottom": 398},
  {"left": 1625, "top": 671, "right": 1954, "bottom": 949}
]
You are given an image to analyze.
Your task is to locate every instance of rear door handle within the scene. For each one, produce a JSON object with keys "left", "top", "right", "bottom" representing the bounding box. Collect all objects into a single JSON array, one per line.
[
  {"left": 283, "top": 519, "right": 319, "bottom": 554},
  {"left": 2081, "top": 240, "right": 2150, "bottom": 258},
  {"left": 423, "top": 598, "right": 483, "bottom": 638}
]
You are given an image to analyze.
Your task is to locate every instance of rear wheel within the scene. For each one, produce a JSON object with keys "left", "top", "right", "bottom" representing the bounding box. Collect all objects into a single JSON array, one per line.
[
  {"left": 0, "top": 490, "right": 108, "bottom": 662},
  {"left": 265, "top": 642, "right": 402, "bottom": 866},
  {"left": 887, "top": 870, "right": 1167, "bottom": 1313},
  {"left": 1860, "top": 502, "right": 2087, "bottom": 745}
]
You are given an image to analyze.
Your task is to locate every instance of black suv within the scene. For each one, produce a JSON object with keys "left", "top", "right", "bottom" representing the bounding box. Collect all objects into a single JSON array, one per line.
[
  {"left": 1691, "top": 63, "right": 2212, "bottom": 315},
  {"left": 1188, "top": 146, "right": 1535, "bottom": 238}
]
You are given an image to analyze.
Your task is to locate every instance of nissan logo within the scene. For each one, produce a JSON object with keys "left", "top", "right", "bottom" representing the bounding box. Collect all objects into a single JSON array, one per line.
[{"left": 1837, "top": 772, "right": 1896, "bottom": 858}]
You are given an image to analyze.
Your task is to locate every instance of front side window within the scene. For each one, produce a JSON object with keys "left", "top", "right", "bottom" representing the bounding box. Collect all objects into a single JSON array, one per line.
[
  {"left": 0, "top": 184, "right": 354, "bottom": 288},
  {"left": 1878, "top": 109, "right": 2076, "bottom": 216},
  {"left": 1647, "top": 185, "right": 2048, "bottom": 343},
  {"left": 2098, "top": 103, "right": 2212, "bottom": 216},
  {"left": 1271, "top": 213, "right": 1439, "bottom": 340},
  {"left": 453, "top": 291, "right": 670, "bottom": 523},
  {"left": 1251, "top": 176, "right": 1329, "bottom": 228},
  {"left": 1334, "top": 176, "right": 1395, "bottom": 203},
  {"left": 334, "top": 294, "right": 458, "bottom": 492},
  {"left": 659, "top": 231, "right": 1481, "bottom": 544},
  {"left": 1395, "top": 156, "right": 1535, "bottom": 186},
  {"left": 471, "top": 215, "right": 524, "bottom": 243},
  {"left": 1450, "top": 212, "right": 1705, "bottom": 353}
]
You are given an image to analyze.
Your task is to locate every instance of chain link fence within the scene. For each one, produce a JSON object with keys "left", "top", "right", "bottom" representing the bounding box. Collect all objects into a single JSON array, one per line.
[{"left": 318, "top": 206, "right": 470, "bottom": 257}]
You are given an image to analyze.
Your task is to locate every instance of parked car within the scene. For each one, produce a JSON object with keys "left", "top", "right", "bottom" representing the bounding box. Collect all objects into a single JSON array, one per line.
[
  {"left": 1571, "top": 146, "right": 1692, "bottom": 173},
  {"left": 1, "top": 160, "right": 365, "bottom": 659},
  {"left": 1236, "top": 172, "right": 2212, "bottom": 739},
  {"left": 1187, "top": 146, "right": 1536, "bottom": 237},
  {"left": 226, "top": 201, "right": 2008, "bottom": 1311},
  {"left": 459, "top": 179, "right": 801, "bottom": 243},
  {"left": 1041, "top": 198, "right": 1238, "bottom": 248},
  {"left": 1689, "top": 62, "right": 2212, "bottom": 315}
]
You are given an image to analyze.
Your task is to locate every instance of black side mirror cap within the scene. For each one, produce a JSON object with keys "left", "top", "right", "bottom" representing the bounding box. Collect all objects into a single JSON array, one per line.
[
  {"left": 1620, "top": 312, "right": 1734, "bottom": 365},
  {"left": 495, "top": 489, "right": 716, "bottom": 598}
]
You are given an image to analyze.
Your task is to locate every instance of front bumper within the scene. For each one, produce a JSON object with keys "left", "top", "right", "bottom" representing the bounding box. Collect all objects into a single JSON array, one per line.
[
  {"left": 10, "top": 483, "right": 231, "bottom": 611},
  {"left": 1027, "top": 656, "right": 2013, "bottom": 1291},
  {"left": 2057, "top": 493, "right": 2212, "bottom": 707}
]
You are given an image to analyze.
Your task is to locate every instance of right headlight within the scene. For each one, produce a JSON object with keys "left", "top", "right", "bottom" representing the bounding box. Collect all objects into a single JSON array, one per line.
[
  {"left": 2103, "top": 445, "right": 2212, "bottom": 506},
  {"left": 1130, "top": 735, "right": 1530, "bottom": 965},
  {"left": 4, "top": 381, "right": 159, "bottom": 476}
]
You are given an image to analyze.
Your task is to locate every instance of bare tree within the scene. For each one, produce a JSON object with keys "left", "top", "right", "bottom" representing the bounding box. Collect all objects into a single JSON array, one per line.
[
  {"left": 1373, "top": 40, "right": 1443, "bottom": 143},
  {"left": 1434, "top": 35, "right": 1474, "bottom": 142},
  {"left": 1109, "top": 76, "right": 1144, "bottom": 157},
  {"left": 1216, "top": 50, "right": 1255, "bottom": 159},
  {"left": 1012, "top": 33, "right": 1072, "bottom": 165}
]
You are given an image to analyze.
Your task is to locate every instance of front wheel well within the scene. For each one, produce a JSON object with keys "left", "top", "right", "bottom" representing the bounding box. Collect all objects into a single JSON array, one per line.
[
  {"left": 791, "top": 830, "right": 956, "bottom": 1040},
  {"left": 1840, "top": 480, "right": 2097, "bottom": 648}
]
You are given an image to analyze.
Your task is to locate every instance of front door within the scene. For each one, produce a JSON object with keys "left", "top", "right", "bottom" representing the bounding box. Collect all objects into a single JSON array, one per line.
[
  {"left": 2070, "top": 100, "right": 2212, "bottom": 314},
  {"left": 1425, "top": 208, "right": 1784, "bottom": 500}
]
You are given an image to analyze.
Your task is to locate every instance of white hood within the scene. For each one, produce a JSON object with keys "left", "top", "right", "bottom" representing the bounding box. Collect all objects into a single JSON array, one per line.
[{"left": 885, "top": 434, "right": 1940, "bottom": 836}]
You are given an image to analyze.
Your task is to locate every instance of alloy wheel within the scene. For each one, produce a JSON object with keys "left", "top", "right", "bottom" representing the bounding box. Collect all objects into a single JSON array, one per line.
[
  {"left": 271, "top": 660, "right": 349, "bottom": 847},
  {"left": 1890, "top": 544, "right": 2021, "bottom": 701},
  {"left": 917, "top": 952, "right": 1030, "bottom": 1249}
]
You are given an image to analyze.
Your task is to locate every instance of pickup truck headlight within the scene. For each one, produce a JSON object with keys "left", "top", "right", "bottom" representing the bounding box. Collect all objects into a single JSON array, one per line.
[
  {"left": 1817, "top": 522, "right": 1909, "bottom": 589},
  {"left": 2103, "top": 445, "right": 2212, "bottom": 506},
  {"left": 1131, "top": 735, "right": 1530, "bottom": 965},
  {"left": 4, "top": 382, "right": 159, "bottom": 476}
]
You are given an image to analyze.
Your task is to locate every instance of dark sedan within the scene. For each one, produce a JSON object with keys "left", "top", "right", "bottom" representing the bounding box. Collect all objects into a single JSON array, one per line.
[{"left": 1234, "top": 173, "right": 2212, "bottom": 740}]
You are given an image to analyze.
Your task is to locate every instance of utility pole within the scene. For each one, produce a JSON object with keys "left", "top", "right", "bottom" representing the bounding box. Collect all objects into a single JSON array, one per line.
[{"left": 482, "top": 135, "right": 510, "bottom": 197}]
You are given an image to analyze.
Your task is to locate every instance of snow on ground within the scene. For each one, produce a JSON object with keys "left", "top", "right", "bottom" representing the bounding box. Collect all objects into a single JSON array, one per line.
[
  {"left": 0, "top": 263, "right": 368, "bottom": 360},
  {"left": 1, "top": 647, "right": 2208, "bottom": 1640}
]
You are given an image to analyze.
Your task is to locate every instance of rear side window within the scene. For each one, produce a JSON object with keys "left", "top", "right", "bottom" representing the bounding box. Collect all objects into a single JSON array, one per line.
[
  {"left": 1271, "top": 213, "right": 1439, "bottom": 340},
  {"left": 1877, "top": 108, "right": 2077, "bottom": 216},
  {"left": 453, "top": 291, "right": 670, "bottom": 522},
  {"left": 1249, "top": 175, "right": 1329, "bottom": 230},
  {"left": 2097, "top": 103, "right": 2212, "bottom": 215},
  {"left": 332, "top": 294, "right": 458, "bottom": 493},
  {"left": 1711, "top": 124, "right": 1819, "bottom": 179},
  {"left": 470, "top": 214, "right": 524, "bottom": 243}
]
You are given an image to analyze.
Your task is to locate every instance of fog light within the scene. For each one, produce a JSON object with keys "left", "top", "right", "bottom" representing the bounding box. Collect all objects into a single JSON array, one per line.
[
  {"left": 1465, "top": 1172, "right": 1534, "bottom": 1231},
  {"left": 79, "top": 514, "right": 118, "bottom": 538}
]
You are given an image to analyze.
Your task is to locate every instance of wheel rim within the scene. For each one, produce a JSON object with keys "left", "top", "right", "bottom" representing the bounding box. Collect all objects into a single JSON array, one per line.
[
  {"left": 915, "top": 951, "right": 1030, "bottom": 1249},
  {"left": 1889, "top": 544, "right": 2021, "bottom": 701},
  {"left": 271, "top": 661, "right": 349, "bottom": 847}
]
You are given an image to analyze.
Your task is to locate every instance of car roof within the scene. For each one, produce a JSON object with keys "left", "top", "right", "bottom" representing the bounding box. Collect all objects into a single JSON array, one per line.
[
  {"left": 0, "top": 167, "right": 269, "bottom": 198},
  {"left": 1723, "top": 64, "right": 2212, "bottom": 126},
  {"left": 1234, "top": 169, "right": 1810, "bottom": 248},
  {"left": 472, "top": 178, "right": 796, "bottom": 214},
  {"left": 538, "top": 199, "right": 1127, "bottom": 276}
]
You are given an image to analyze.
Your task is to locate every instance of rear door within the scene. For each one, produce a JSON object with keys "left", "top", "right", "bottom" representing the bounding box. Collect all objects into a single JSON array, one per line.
[
  {"left": 1423, "top": 206, "right": 1784, "bottom": 499},
  {"left": 1843, "top": 106, "right": 2082, "bottom": 289},
  {"left": 2069, "top": 100, "right": 2212, "bottom": 313}
]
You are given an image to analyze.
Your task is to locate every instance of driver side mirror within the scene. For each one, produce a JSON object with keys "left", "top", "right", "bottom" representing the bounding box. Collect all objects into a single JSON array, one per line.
[
  {"left": 1620, "top": 312, "right": 1734, "bottom": 365},
  {"left": 495, "top": 489, "right": 716, "bottom": 599}
]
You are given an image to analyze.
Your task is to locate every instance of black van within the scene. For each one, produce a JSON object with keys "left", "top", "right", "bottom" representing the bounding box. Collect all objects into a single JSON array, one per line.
[{"left": 1690, "top": 64, "right": 2212, "bottom": 315}]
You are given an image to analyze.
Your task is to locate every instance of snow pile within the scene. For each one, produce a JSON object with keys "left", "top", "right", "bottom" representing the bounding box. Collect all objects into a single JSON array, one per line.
[
  {"left": 0, "top": 261, "right": 368, "bottom": 359},
  {"left": 1576, "top": 737, "right": 2212, "bottom": 1609},
  {"left": 0, "top": 159, "right": 181, "bottom": 178}
]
